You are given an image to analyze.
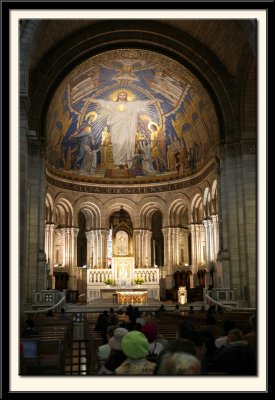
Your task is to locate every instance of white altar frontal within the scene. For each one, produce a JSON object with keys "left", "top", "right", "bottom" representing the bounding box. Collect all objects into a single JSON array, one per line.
[
  {"left": 113, "top": 257, "right": 134, "bottom": 287},
  {"left": 86, "top": 256, "right": 160, "bottom": 303}
]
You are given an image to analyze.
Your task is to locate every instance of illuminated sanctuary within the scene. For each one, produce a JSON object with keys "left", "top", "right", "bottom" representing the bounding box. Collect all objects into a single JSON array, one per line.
[{"left": 19, "top": 18, "right": 257, "bottom": 309}]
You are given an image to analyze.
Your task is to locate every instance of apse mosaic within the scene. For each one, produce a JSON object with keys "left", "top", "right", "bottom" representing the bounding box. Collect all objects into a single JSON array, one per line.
[{"left": 46, "top": 49, "right": 218, "bottom": 181}]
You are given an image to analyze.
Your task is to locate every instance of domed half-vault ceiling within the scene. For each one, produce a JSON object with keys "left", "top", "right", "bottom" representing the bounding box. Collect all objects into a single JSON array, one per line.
[{"left": 46, "top": 49, "right": 219, "bottom": 184}]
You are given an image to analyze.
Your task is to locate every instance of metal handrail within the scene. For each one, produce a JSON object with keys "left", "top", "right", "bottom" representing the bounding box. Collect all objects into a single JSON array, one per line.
[
  {"left": 204, "top": 290, "right": 256, "bottom": 312},
  {"left": 24, "top": 294, "right": 66, "bottom": 314}
]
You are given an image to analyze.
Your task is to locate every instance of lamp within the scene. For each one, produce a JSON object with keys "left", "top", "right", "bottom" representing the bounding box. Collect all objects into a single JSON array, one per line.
[{"left": 119, "top": 206, "right": 127, "bottom": 223}]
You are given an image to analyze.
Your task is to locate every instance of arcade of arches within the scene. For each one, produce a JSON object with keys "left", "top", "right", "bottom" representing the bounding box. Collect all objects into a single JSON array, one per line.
[{"left": 20, "top": 18, "right": 257, "bottom": 309}]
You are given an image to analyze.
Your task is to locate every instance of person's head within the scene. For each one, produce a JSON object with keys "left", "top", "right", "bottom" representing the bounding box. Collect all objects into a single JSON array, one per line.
[
  {"left": 26, "top": 319, "right": 35, "bottom": 328},
  {"left": 141, "top": 322, "right": 157, "bottom": 343},
  {"left": 106, "top": 325, "right": 116, "bottom": 341},
  {"left": 227, "top": 328, "right": 244, "bottom": 343},
  {"left": 117, "top": 91, "right": 128, "bottom": 102},
  {"left": 157, "top": 351, "right": 201, "bottom": 375},
  {"left": 121, "top": 331, "right": 149, "bottom": 359},
  {"left": 108, "top": 327, "right": 128, "bottom": 351},
  {"left": 136, "top": 317, "right": 146, "bottom": 328},
  {"left": 86, "top": 111, "right": 97, "bottom": 124}
]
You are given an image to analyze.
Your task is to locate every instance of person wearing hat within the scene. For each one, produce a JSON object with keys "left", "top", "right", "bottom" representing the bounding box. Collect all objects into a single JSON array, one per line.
[
  {"left": 115, "top": 331, "right": 156, "bottom": 375},
  {"left": 98, "top": 327, "right": 128, "bottom": 375},
  {"left": 141, "top": 322, "right": 164, "bottom": 360}
]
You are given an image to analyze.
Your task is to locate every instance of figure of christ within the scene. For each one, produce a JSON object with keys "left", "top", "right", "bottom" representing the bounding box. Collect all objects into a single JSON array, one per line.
[
  {"left": 118, "top": 262, "right": 130, "bottom": 278},
  {"left": 89, "top": 91, "right": 159, "bottom": 169}
]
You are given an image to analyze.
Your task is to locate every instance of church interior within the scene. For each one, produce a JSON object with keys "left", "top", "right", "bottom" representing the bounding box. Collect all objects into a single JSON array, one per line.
[{"left": 17, "top": 16, "right": 260, "bottom": 379}]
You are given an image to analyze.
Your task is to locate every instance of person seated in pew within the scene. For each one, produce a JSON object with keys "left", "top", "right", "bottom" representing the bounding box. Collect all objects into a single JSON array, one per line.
[{"left": 21, "top": 318, "right": 39, "bottom": 337}]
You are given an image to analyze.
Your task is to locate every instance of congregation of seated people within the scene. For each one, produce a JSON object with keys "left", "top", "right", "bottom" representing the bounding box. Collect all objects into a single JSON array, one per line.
[{"left": 91, "top": 307, "right": 257, "bottom": 376}]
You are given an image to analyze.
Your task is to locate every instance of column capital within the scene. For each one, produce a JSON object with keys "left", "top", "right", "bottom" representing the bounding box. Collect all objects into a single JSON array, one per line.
[
  {"left": 70, "top": 227, "right": 80, "bottom": 237},
  {"left": 211, "top": 214, "right": 219, "bottom": 223}
]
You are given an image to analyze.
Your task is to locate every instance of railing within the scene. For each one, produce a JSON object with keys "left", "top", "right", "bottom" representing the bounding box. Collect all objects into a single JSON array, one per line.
[
  {"left": 133, "top": 268, "right": 159, "bottom": 283},
  {"left": 87, "top": 268, "right": 159, "bottom": 284},
  {"left": 24, "top": 293, "right": 66, "bottom": 314},
  {"left": 88, "top": 270, "right": 113, "bottom": 284},
  {"left": 203, "top": 289, "right": 256, "bottom": 312}
]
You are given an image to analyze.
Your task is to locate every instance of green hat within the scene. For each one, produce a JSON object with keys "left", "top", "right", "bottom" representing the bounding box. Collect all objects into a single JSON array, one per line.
[{"left": 121, "top": 331, "right": 149, "bottom": 359}]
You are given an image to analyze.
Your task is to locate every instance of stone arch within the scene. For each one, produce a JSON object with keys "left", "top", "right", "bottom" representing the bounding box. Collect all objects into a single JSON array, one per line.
[
  {"left": 45, "top": 192, "right": 54, "bottom": 223},
  {"left": 138, "top": 197, "right": 166, "bottom": 229},
  {"left": 211, "top": 179, "right": 218, "bottom": 214},
  {"left": 54, "top": 197, "right": 74, "bottom": 227},
  {"left": 203, "top": 187, "right": 211, "bottom": 219},
  {"left": 76, "top": 202, "right": 101, "bottom": 230},
  {"left": 20, "top": 20, "right": 41, "bottom": 93},
  {"left": 168, "top": 199, "right": 189, "bottom": 228},
  {"left": 191, "top": 192, "right": 203, "bottom": 223},
  {"left": 103, "top": 198, "right": 136, "bottom": 229}
]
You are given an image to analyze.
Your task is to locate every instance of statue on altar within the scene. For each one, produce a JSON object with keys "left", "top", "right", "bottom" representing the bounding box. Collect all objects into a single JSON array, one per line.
[{"left": 117, "top": 261, "right": 130, "bottom": 278}]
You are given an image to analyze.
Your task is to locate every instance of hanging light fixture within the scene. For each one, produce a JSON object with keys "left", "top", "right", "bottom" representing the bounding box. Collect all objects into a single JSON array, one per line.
[{"left": 119, "top": 206, "right": 126, "bottom": 223}]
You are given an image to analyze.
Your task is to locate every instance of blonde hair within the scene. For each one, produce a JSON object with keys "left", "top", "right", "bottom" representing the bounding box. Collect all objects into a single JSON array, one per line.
[
  {"left": 157, "top": 352, "right": 201, "bottom": 375},
  {"left": 85, "top": 111, "right": 97, "bottom": 121}
]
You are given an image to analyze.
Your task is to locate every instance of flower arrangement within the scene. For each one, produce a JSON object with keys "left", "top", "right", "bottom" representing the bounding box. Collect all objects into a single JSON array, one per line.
[
  {"left": 134, "top": 278, "right": 145, "bottom": 285},
  {"left": 103, "top": 278, "right": 114, "bottom": 285}
]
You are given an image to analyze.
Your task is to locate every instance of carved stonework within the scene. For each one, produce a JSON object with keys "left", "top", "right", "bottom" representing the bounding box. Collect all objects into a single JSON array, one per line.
[{"left": 46, "top": 160, "right": 216, "bottom": 194}]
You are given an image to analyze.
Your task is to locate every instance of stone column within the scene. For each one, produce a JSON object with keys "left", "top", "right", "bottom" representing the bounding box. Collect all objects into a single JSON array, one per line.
[
  {"left": 208, "top": 219, "right": 215, "bottom": 261},
  {"left": 161, "top": 227, "right": 174, "bottom": 288},
  {"left": 45, "top": 224, "right": 50, "bottom": 259},
  {"left": 144, "top": 230, "right": 152, "bottom": 267},
  {"left": 63, "top": 228, "right": 71, "bottom": 267},
  {"left": 172, "top": 227, "right": 181, "bottom": 267},
  {"left": 190, "top": 224, "right": 196, "bottom": 285},
  {"left": 211, "top": 214, "right": 219, "bottom": 260},
  {"left": 161, "top": 227, "right": 170, "bottom": 276},
  {"left": 101, "top": 229, "right": 109, "bottom": 268},
  {"left": 202, "top": 219, "right": 209, "bottom": 265},
  {"left": 199, "top": 223, "right": 206, "bottom": 265},
  {"left": 217, "top": 141, "right": 257, "bottom": 306},
  {"left": 96, "top": 229, "right": 102, "bottom": 267},
  {"left": 181, "top": 228, "right": 190, "bottom": 265},
  {"left": 69, "top": 227, "right": 79, "bottom": 289},
  {"left": 24, "top": 133, "right": 47, "bottom": 301},
  {"left": 133, "top": 229, "right": 141, "bottom": 267},
  {"left": 88, "top": 229, "right": 97, "bottom": 268},
  {"left": 86, "top": 230, "right": 93, "bottom": 268},
  {"left": 44, "top": 223, "right": 55, "bottom": 287}
]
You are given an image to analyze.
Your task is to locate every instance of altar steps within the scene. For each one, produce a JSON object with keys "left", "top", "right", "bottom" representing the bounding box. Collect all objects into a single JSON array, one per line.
[{"left": 65, "top": 299, "right": 206, "bottom": 313}]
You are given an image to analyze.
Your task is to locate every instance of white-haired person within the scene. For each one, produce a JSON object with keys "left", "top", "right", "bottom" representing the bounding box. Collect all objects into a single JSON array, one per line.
[
  {"left": 98, "top": 327, "right": 128, "bottom": 375},
  {"left": 156, "top": 351, "right": 201, "bottom": 375}
]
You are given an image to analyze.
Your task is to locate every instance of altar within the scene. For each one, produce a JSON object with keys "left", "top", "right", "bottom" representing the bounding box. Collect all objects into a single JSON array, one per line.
[
  {"left": 116, "top": 290, "right": 148, "bottom": 304},
  {"left": 86, "top": 255, "right": 160, "bottom": 302},
  {"left": 112, "top": 256, "right": 135, "bottom": 287}
]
